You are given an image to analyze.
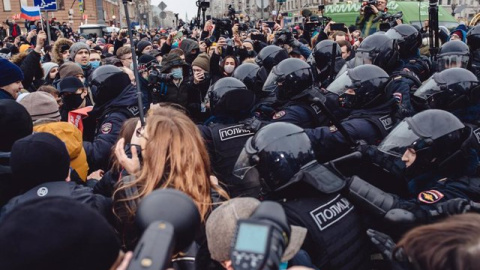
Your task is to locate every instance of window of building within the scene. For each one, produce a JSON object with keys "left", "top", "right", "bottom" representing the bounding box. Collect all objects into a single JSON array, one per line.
[
  {"left": 3, "top": 0, "right": 11, "bottom": 11},
  {"left": 447, "top": 0, "right": 452, "bottom": 5}
]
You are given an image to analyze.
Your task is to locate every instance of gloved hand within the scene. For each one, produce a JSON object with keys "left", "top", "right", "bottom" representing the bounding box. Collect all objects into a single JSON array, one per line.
[
  {"left": 431, "top": 198, "right": 477, "bottom": 218},
  {"left": 240, "top": 117, "right": 264, "bottom": 132},
  {"left": 367, "top": 229, "right": 412, "bottom": 270}
]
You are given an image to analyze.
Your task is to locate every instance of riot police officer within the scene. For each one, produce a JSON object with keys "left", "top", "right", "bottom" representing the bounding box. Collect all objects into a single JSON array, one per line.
[
  {"left": 351, "top": 33, "right": 421, "bottom": 119},
  {"left": 308, "top": 40, "right": 346, "bottom": 88},
  {"left": 265, "top": 58, "right": 330, "bottom": 128},
  {"left": 412, "top": 68, "right": 480, "bottom": 125},
  {"left": 233, "top": 63, "right": 276, "bottom": 120},
  {"left": 84, "top": 65, "right": 140, "bottom": 171},
  {"left": 467, "top": 25, "right": 480, "bottom": 79},
  {"left": 435, "top": 40, "right": 470, "bottom": 72},
  {"left": 306, "top": 64, "right": 397, "bottom": 162},
  {"left": 385, "top": 24, "right": 432, "bottom": 81},
  {"left": 233, "top": 122, "right": 374, "bottom": 270},
  {"left": 343, "top": 110, "right": 480, "bottom": 231},
  {"left": 255, "top": 45, "right": 289, "bottom": 75},
  {"left": 198, "top": 77, "right": 259, "bottom": 198}
]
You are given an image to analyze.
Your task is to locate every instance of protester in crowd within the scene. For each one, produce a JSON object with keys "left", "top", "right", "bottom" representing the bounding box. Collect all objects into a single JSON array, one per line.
[
  {"left": 112, "top": 106, "right": 228, "bottom": 249},
  {"left": 19, "top": 91, "right": 89, "bottom": 181},
  {"left": 41, "top": 62, "right": 59, "bottom": 86},
  {"left": 69, "top": 42, "right": 94, "bottom": 83},
  {"left": 5, "top": 19, "right": 21, "bottom": 38},
  {"left": 0, "top": 58, "right": 24, "bottom": 100},
  {"left": 0, "top": 100, "right": 33, "bottom": 207},
  {"left": 117, "top": 46, "right": 133, "bottom": 69},
  {"left": 0, "top": 197, "right": 122, "bottom": 270},
  {"left": 51, "top": 37, "right": 73, "bottom": 65},
  {"left": 58, "top": 76, "right": 88, "bottom": 121},
  {"left": 157, "top": 52, "right": 191, "bottom": 109}
]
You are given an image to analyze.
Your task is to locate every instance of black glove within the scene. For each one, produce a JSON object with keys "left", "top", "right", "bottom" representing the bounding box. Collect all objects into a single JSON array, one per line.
[
  {"left": 240, "top": 117, "right": 264, "bottom": 132},
  {"left": 430, "top": 198, "right": 480, "bottom": 218},
  {"left": 367, "top": 229, "right": 412, "bottom": 270}
]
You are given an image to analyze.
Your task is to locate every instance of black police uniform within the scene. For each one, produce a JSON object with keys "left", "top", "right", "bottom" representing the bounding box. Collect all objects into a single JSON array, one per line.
[
  {"left": 271, "top": 94, "right": 330, "bottom": 129},
  {"left": 233, "top": 122, "right": 374, "bottom": 270},
  {"left": 308, "top": 40, "right": 346, "bottom": 89},
  {"left": 199, "top": 77, "right": 259, "bottom": 197},
  {"left": 467, "top": 25, "right": 480, "bottom": 79},
  {"left": 84, "top": 78, "right": 139, "bottom": 172},
  {"left": 273, "top": 183, "right": 373, "bottom": 270},
  {"left": 199, "top": 123, "right": 257, "bottom": 197}
]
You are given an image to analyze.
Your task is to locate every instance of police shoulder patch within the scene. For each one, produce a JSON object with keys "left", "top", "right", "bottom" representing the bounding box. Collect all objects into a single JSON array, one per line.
[
  {"left": 101, "top": 122, "right": 113, "bottom": 134},
  {"left": 379, "top": 115, "right": 393, "bottom": 131},
  {"left": 272, "top": 110, "right": 286, "bottom": 120},
  {"left": 418, "top": 190, "right": 444, "bottom": 204}
]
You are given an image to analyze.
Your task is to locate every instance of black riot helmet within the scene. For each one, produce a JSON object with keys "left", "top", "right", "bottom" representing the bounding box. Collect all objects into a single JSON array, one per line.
[
  {"left": 327, "top": 64, "right": 389, "bottom": 109},
  {"left": 255, "top": 45, "right": 289, "bottom": 73},
  {"left": 354, "top": 33, "right": 399, "bottom": 73},
  {"left": 232, "top": 63, "right": 264, "bottom": 97},
  {"left": 233, "top": 122, "right": 316, "bottom": 192},
  {"left": 208, "top": 77, "right": 256, "bottom": 117},
  {"left": 413, "top": 68, "right": 480, "bottom": 112},
  {"left": 311, "top": 40, "right": 342, "bottom": 74},
  {"left": 90, "top": 65, "right": 132, "bottom": 106},
  {"left": 436, "top": 40, "right": 470, "bottom": 72},
  {"left": 378, "top": 109, "right": 466, "bottom": 176},
  {"left": 467, "top": 25, "right": 480, "bottom": 51},
  {"left": 262, "top": 58, "right": 313, "bottom": 102},
  {"left": 385, "top": 24, "right": 422, "bottom": 58}
]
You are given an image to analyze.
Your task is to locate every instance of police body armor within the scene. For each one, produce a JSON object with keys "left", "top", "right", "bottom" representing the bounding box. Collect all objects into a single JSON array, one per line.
[{"left": 209, "top": 122, "right": 256, "bottom": 197}]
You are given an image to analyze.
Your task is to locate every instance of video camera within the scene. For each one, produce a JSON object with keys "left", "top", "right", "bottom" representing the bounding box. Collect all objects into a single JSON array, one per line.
[
  {"left": 127, "top": 189, "right": 201, "bottom": 270},
  {"left": 273, "top": 29, "right": 293, "bottom": 47},
  {"left": 362, "top": 0, "right": 378, "bottom": 14},
  {"left": 373, "top": 11, "right": 403, "bottom": 31},
  {"left": 230, "top": 201, "right": 291, "bottom": 270}
]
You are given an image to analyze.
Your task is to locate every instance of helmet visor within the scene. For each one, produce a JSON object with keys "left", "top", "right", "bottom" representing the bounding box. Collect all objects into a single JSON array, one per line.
[
  {"left": 326, "top": 71, "right": 354, "bottom": 96},
  {"left": 354, "top": 51, "right": 375, "bottom": 66},
  {"left": 262, "top": 69, "right": 281, "bottom": 93},
  {"left": 437, "top": 55, "right": 469, "bottom": 71},
  {"left": 233, "top": 138, "right": 257, "bottom": 179},
  {"left": 385, "top": 29, "right": 404, "bottom": 42},
  {"left": 378, "top": 120, "right": 419, "bottom": 158},
  {"left": 413, "top": 76, "right": 442, "bottom": 101}
]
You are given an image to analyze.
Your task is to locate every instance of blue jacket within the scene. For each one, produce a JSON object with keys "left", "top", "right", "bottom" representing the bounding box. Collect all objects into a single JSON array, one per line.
[{"left": 0, "top": 89, "right": 14, "bottom": 100}]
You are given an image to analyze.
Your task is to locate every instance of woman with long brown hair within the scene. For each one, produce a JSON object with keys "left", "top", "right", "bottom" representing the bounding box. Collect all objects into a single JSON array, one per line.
[{"left": 112, "top": 106, "right": 228, "bottom": 249}]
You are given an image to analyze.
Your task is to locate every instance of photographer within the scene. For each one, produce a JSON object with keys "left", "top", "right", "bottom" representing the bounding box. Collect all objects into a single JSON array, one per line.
[{"left": 355, "top": 0, "right": 389, "bottom": 37}]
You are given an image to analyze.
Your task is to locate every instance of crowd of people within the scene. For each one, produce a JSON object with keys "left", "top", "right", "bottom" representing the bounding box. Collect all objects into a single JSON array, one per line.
[{"left": 1, "top": 1, "right": 480, "bottom": 268}]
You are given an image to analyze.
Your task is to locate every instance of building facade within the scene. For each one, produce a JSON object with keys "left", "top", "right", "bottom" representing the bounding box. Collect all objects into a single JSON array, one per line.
[{"left": 0, "top": 0, "right": 152, "bottom": 33}]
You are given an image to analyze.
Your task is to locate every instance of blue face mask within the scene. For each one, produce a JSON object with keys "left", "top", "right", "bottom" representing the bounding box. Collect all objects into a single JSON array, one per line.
[
  {"left": 171, "top": 67, "right": 183, "bottom": 79},
  {"left": 91, "top": 60, "right": 100, "bottom": 69}
]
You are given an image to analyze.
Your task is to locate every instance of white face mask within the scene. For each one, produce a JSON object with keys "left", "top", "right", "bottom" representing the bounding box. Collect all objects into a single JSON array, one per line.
[{"left": 224, "top": 64, "right": 235, "bottom": 74}]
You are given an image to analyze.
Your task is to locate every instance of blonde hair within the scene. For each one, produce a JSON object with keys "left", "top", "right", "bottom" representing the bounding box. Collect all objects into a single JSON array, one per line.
[{"left": 113, "top": 106, "right": 228, "bottom": 224}]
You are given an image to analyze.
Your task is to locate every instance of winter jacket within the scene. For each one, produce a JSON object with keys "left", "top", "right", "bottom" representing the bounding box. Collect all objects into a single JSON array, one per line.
[{"left": 34, "top": 121, "right": 89, "bottom": 181}]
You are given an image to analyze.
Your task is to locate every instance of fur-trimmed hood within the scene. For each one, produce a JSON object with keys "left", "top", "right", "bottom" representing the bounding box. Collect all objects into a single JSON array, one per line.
[{"left": 52, "top": 38, "right": 73, "bottom": 65}]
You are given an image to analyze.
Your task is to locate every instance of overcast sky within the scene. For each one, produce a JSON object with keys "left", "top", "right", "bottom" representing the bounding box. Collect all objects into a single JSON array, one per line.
[{"left": 150, "top": 0, "right": 199, "bottom": 21}]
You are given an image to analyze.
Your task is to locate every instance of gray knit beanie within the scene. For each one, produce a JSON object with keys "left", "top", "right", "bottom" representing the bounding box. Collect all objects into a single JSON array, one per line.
[{"left": 69, "top": 42, "right": 90, "bottom": 61}]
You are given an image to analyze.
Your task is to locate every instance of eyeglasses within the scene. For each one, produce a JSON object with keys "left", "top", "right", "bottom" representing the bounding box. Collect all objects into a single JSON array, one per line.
[{"left": 136, "top": 126, "right": 148, "bottom": 139}]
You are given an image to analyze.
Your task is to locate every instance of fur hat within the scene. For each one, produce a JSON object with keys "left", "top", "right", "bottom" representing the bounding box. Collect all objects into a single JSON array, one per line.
[{"left": 52, "top": 38, "right": 73, "bottom": 64}]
